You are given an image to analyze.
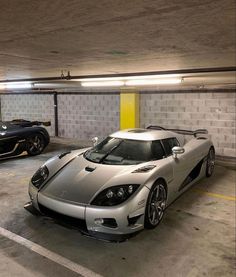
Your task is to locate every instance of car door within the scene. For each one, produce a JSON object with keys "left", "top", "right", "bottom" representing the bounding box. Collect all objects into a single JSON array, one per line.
[
  {"left": 162, "top": 137, "right": 197, "bottom": 195},
  {"left": 0, "top": 136, "right": 18, "bottom": 156},
  {"left": 0, "top": 124, "right": 19, "bottom": 156}
]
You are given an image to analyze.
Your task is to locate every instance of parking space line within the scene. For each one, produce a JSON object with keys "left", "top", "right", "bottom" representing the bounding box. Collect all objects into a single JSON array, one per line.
[
  {"left": 194, "top": 188, "right": 236, "bottom": 201},
  {"left": 0, "top": 227, "right": 102, "bottom": 277}
]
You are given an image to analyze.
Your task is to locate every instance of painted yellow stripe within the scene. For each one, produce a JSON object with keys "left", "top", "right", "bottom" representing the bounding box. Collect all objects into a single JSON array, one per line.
[
  {"left": 120, "top": 91, "right": 139, "bottom": 129},
  {"left": 194, "top": 188, "right": 236, "bottom": 201}
]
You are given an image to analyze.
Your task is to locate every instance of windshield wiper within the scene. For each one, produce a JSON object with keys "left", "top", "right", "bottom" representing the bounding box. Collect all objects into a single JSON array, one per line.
[{"left": 98, "top": 140, "right": 123, "bottom": 164}]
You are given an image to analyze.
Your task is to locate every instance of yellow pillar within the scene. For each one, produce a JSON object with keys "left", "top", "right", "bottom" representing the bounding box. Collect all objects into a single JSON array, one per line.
[{"left": 120, "top": 90, "right": 139, "bottom": 129}]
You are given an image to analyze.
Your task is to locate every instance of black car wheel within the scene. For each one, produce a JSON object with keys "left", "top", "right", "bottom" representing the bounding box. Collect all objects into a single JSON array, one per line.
[
  {"left": 27, "top": 133, "right": 45, "bottom": 156},
  {"left": 206, "top": 147, "right": 215, "bottom": 177},
  {"left": 144, "top": 181, "right": 167, "bottom": 229}
]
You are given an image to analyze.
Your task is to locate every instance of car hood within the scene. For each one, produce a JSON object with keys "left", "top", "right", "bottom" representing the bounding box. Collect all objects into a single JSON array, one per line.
[{"left": 40, "top": 154, "right": 155, "bottom": 205}]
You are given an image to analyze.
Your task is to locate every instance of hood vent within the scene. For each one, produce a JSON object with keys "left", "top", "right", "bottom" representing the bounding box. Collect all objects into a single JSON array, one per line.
[
  {"left": 85, "top": 166, "right": 96, "bottom": 172},
  {"left": 132, "top": 165, "right": 156, "bottom": 173},
  {"left": 58, "top": 151, "right": 71, "bottom": 159},
  {"left": 128, "top": 129, "right": 149, "bottom": 133}
]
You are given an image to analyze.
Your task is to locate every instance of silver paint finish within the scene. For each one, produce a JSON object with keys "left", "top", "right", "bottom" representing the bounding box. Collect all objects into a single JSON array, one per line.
[
  {"left": 85, "top": 186, "right": 150, "bottom": 234},
  {"left": 110, "top": 129, "right": 181, "bottom": 141},
  {"left": 41, "top": 156, "right": 135, "bottom": 204},
  {"left": 28, "top": 184, "right": 39, "bottom": 210},
  {"left": 38, "top": 193, "right": 86, "bottom": 220},
  {"left": 29, "top": 129, "right": 214, "bottom": 235}
]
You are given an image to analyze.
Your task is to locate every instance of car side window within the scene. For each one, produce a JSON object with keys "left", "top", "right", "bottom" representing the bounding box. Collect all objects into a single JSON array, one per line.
[
  {"left": 151, "top": 140, "right": 166, "bottom": 160},
  {"left": 161, "top": 138, "right": 180, "bottom": 156}
]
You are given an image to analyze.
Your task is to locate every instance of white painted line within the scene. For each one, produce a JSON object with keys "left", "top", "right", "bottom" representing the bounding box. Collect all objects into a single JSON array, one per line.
[{"left": 0, "top": 227, "right": 103, "bottom": 277}]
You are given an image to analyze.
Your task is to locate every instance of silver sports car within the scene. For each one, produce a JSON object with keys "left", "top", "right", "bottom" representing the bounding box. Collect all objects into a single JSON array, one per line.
[{"left": 25, "top": 126, "right": 215, "bottom": 241}]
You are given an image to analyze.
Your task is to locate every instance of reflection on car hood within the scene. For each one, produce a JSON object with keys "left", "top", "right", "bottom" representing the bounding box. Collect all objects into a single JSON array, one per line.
[{"left": 40, "top": 154, "right": 154, "bottom": 205}]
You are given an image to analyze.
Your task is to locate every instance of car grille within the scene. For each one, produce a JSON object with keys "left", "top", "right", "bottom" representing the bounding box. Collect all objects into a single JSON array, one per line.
[{"left": 38, "top": 203, "right": 88, "bottom": 233}]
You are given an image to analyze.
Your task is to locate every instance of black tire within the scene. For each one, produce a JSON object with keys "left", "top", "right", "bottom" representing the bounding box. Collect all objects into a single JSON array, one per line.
[
  {"left": 144, "top": 181, "right": 167, "bottom": 229},
  {"left": 206, "top": 147, "right": 215, "bottom": 177},
  {"left": 26, "top": 133, "right": 45, "bottom": 156}
]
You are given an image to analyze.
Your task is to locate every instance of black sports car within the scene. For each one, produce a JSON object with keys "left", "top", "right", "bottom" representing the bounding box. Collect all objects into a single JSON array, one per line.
[{"left": 0, "top": 119, "right": 50, "bottom": 159}]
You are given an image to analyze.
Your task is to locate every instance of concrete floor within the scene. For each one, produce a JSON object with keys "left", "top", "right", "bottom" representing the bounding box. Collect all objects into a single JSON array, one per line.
[{"left": 0, "top": 139, "right": 235, "bottom": 277}]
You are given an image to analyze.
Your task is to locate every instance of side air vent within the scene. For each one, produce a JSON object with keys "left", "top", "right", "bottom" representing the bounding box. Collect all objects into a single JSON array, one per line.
[
  {"left": 132, "top": 165, "right": 156, "bottom": 173},
  {"left": 128, "top": 214, "right": 142, "bottom": 226},
  {"left": 197, "top": 137, "right": 207, "bottom": 140}
]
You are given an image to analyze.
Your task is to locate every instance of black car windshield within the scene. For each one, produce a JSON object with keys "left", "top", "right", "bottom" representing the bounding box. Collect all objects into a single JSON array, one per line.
[{"left": 84, "top": 137, "right": 165, "bottom": 165}]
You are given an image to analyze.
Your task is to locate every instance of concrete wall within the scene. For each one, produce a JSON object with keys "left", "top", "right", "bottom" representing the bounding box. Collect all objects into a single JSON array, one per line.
[
  {"left": 140, "top": 91, "right": 236, "bottom": 157},
  {"left": 58, "top": 94, "right": 120, "bottom": 140},
  {"left": 0, "top": 94, "right": 55, "bottom": 135}
]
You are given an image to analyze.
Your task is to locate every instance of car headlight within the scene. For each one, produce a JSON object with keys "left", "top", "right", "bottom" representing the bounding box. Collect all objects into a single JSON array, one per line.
[
  {"left": 31, "top": 165, "right": 49, "bottom": 189},
  {"left": 91, "top": 184, "right": 140, "bottom": 206}
]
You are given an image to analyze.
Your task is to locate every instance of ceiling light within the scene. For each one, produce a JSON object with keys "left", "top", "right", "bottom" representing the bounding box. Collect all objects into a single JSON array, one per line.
[
  {"left": 5, "top": 82, "right": 32, "bottom": 90},
  {"left": 80, "top": 76, "right": 182, "bottom": 87},
  {"left": 77, "top": 74, "right": 181, "bottom": 82},
  {"left": 0, "top": 84, "right": 5, "bottom": 90},
  {"left": 81, "top": 81, "right": 124, "bottom": 87},
  {"left": 125, "top": 78, "right": 181, "bottom": 86}
]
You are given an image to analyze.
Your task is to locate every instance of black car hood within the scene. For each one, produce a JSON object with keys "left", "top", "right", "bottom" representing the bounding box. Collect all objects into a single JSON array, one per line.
[{"left": 0, "top": 122, "right": 22, "bottom": 132}]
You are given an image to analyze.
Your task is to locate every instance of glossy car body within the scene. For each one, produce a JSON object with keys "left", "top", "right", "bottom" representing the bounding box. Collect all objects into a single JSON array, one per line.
[
  {"left": 0, "top": 119, "right": 50, "bottom": 158},
  {"left": 25, "top": 126, "right": 215, "bottom": 241}
]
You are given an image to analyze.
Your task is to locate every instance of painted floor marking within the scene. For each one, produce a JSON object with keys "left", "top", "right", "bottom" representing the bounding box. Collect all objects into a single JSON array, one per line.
[
  {"left": 0, "top": 227, "right": 102, "bottom": 277},
  {"left": 194, "top": 188, "right": 236, "bottom": 201}
]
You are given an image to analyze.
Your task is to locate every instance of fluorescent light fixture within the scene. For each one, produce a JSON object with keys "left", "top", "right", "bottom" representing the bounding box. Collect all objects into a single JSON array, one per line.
[
  {"left": 77, "top": 74, "right": 181, "bottom": 82},
  {"left": 81, "top": 81, "right": 124, "bottom": 87},
  {"left": 125, "top": 78, "right": 181, "bottom": 86},
  {"left": 0, "top": 84, "right": 5, "bottom": 90},
  {"left": 0, "top": 75, "right": 182, "bottom": 90},
  {"left": 80, "top": 75, "right": 181, "bottom": 87},
  {"left": 5, "top": 82, "right": 32, "bottom": 90}
]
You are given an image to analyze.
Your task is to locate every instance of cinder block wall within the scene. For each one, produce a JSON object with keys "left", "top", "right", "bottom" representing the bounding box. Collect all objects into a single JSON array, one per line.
[
  {"left": 140, "top": 91, "right": 236, "bottom": 157},
  {"left": 0, "top": 90, "right": 235, "bottom": 158},
  {"left": 0, "top": 94, "right": 55, "bottom": 136},
  {"left": 58, "top": 94, "right": 120, "bottom": 140}
]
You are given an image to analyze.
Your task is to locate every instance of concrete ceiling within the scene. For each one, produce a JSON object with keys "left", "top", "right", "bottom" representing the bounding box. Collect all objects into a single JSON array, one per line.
[{"left": 0, "top": 0, "right": 235, "bottom": 81}]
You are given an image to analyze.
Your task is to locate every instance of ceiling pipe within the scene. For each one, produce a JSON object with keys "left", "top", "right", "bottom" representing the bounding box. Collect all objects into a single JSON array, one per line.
[
  {"left": 0, "top": 66, "right": 235, "bottom": 83},
  {"left": 182, "top": 75, "right": 236, "bottom": 85}
]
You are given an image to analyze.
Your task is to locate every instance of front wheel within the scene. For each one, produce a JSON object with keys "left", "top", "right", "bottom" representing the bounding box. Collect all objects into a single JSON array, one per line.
[
  {"left": 27, "top": 133, "right": 45, "bottom": 156},
  {"left": 144, "top": 181, "right": 167, "bottom": 229},
  {"left": 206, "top": 147, "right": 215, "bottom": 177}
]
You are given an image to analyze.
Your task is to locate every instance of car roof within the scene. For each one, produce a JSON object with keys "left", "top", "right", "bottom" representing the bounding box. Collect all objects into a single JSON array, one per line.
[{"left": 110, "top": 128, "right": 179, "bottom": 141}]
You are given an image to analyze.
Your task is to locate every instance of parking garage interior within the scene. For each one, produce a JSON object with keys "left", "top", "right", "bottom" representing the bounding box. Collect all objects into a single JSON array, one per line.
[{"left": 0, "top": 1, "right": 235, "bottom": 277}]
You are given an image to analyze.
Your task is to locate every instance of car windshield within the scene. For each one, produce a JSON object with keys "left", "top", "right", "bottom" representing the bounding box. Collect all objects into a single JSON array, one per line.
[{"left": 84, "top": 137, "right": 165, "bottom": 165}]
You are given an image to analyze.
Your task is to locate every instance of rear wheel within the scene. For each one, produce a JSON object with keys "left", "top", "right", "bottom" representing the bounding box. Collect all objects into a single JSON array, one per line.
[
  {"left": 27, "top": 133, "right": 45, "bottom": 156},
  {"left": 144, "top": 181, "right": 167, "bottom": 229},
  {"left": 206, "top": 147, "right": 215, "bottom": 177}
]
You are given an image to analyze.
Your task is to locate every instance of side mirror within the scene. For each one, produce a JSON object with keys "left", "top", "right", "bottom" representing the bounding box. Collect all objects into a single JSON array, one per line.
[
  {"left": 92, "top": 137, "right": 99, "bottom": 146},
  {"left": 172, "top": 146, "right": 185, "bottom": 159}
]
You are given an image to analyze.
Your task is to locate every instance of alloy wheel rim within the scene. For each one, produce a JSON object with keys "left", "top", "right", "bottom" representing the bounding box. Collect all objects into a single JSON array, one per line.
[
  {"left": 148, "top": 184, "right": 166, "bottom": 225},
  {"left": 29, "top": 135, "right": 43, "bottom": 153}
]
